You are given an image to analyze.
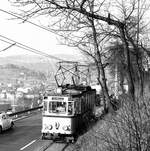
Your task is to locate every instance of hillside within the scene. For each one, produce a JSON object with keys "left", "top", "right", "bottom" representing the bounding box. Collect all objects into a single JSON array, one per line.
[
  {"left": 0, "top": 54, "right": 87, "bottom": 87},
  {"left": 0, "top": 54, "right": 84, "bottom": 73},
  {"left": 0, "top": 64, "right": 46, "bottom": 85}
]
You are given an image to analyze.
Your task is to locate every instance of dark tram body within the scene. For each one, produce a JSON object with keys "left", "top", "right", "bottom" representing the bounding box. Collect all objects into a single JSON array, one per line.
[{"left": 41, "top": 85, "right": 96, "bottom": 142}]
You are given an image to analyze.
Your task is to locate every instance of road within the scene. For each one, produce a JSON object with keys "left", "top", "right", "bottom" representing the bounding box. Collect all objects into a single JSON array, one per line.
[{"left": 0, "top": 112, "right": 42, "bottom": 151}]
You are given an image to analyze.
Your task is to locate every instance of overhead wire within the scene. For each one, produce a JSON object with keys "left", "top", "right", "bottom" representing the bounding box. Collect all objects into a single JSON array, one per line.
[
  {"left": 0, "top": 8, "right": 85, "bottom": 63},
  {"left": 0, "top": 9, "right": 90, "bottom": 86},
  {"left": 0, "top": 9, "right": 66, "bottom": 61},
  {"left": 0, "top": 34, "right": 64, "bottom": 61},
  {"left": 0, "top": 9, "right": 56, "bottom": 34},
  {"left": 0, "top": 9, "right": 77, "bottom": 44},
  {"left": 0, "top": 9, "right": 81, "bottom": 43},
  {"left": 0, "top": 43, "right": 16, "bottom": 52}
]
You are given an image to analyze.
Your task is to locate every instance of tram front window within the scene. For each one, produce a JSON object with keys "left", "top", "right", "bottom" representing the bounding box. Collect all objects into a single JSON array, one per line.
[{"left": 49, "top": 102, "right": 66, "bottom": 114}]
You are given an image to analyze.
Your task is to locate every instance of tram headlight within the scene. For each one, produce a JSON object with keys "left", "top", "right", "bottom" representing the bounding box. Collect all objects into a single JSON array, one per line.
[
  {"left": 63, "top": 125, "right": 68, "bottom": 131},
  {"left": 44, "top": 124, "right": 48, "bottom": 130},
  {"left": 62, "top": 125, "right": 71, "bottom": 131},
  {"left": 44, "top": 124, "right": 53, "bottom": 130},
  {"left": 49, "top": 125, "right": 53, "bottom": 130}
]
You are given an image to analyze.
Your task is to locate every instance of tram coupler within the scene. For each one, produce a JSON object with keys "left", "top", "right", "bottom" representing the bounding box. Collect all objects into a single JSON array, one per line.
[{"left": 65, "top": 136, "right": 75, "bottom": 143}]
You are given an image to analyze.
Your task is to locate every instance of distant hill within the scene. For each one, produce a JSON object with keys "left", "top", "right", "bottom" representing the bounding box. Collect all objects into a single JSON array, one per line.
[
  {"left": 0, "top": 54, "right": 84, "bottom": 73},
  {"left": 0, "top": 64, "right": 46, "bottom": 85},
  {"left": 0, "top": 54, "right": 87, "bottom": 86}
]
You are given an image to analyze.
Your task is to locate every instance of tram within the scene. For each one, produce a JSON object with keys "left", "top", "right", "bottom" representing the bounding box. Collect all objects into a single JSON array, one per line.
[
  {"left": 41, "top": 85, "right": 96, "bottom": 142},
  {"left": 41, "top": 61, "right": 96, "bottom": 142}
]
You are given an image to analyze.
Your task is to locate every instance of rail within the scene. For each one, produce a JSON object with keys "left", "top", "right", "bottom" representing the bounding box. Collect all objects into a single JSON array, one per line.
[{"left": 9, "top": 106, "right": 43, "bottom": 118}]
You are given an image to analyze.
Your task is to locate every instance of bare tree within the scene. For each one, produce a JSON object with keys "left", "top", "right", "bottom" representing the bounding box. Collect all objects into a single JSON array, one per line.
[
  {"left": 9, "top": 1, "right": 150, "bottom": 149},
  {"left": 106, "top": 41, "right": 126, "bottom": 94},
  {"left": 65, "top": 96, "right": 150, "bottom": 151},
  {"left": 10, "top": 0, "right": 150, "bottom": 102},
  {"left": 98, "top": 95, "right": 150, "bottom": 151}
]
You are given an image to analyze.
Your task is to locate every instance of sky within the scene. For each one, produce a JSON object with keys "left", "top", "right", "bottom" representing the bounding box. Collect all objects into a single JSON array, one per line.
[{"left": 0, "top": 1, "right": 79, "bottom": 59}]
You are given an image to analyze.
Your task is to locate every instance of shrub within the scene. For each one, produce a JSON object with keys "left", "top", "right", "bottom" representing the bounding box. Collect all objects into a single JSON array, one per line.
[{"left": 70, "top": 95, "right": 150, "bottom": 151}]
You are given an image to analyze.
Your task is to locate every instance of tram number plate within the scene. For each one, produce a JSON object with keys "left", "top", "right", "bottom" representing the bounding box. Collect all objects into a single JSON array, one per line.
[{"left": 52, "top": 97, "right": 64, "bottom": 100}]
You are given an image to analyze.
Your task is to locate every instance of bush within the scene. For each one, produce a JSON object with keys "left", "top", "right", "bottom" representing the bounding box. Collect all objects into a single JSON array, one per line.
[
  {"left": 96, "top": 96, "right": 150, "bottom": 151},
  {"left": 68, "top": 95, "right": 150, "bottom": 151}
]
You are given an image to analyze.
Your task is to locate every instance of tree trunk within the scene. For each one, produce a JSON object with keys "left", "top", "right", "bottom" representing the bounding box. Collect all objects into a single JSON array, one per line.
[
  {"left": 125, "top": 31, "right": 144, "bottom": 96},
  {"left": 90, "top": 18, "right": 113, "bottom": 112},
  {"left": 119, "top": 72, "right": 126, "bottom": 94},
  {"left": 119, "top": 27, "right": 135, "bottom": 101}
]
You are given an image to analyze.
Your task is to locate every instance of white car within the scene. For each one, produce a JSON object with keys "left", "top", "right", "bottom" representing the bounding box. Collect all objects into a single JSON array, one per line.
[{"left": 0, "top": 112, "right": 14, "bottom": 133}]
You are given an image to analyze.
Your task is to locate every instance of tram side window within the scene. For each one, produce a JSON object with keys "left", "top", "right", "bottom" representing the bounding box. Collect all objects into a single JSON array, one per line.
[
  {"left": 81, "top": 97, "right": 84, "bottom": 113},
  {"left": 83, "top": 96, "right": 86, "bottom": 112},
  {"left": 90, "top": 94, "right": 92, "bottom": 108},
  {"left": 79, "top": 99, "right": 82, "bottom": 113},
  {"left": 75, "top": 100, "right": 81, "bottom": 114},
  {"left": 86, "top": 94, "right": 89, "bottom": 109},
  {"left": 86, "top": 94, "right": 89, "bottom": 110},
  {"left": 89, "top": 94, "right": 91, "bottom": 108},
  {"left": 43, "top": 101, "right": 47, "bottom": 111},
  {"left": 68, "top": 102, "right": 74, "bottom": 115}
]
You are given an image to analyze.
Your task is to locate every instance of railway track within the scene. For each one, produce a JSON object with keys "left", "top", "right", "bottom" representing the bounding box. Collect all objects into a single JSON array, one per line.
[
  {"left": 30, "top": 137, "right": 70, "bottom": 151},
  {"left": 38, "top": 141, "right": 54, "bottom": 151},
  {"left": 21, "top": 135, "right": 71, "bottom": 151},
  {"left": 41, "top": 141, "right": 69, "bottom": 151},
  {"left": 61, "top": 143, "right": 70, "bottom": 151}
]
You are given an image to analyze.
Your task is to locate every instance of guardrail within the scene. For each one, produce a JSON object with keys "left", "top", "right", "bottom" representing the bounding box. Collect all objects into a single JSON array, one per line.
[{"left": 9, "top": 106, "right": 43, "bottom": 118}]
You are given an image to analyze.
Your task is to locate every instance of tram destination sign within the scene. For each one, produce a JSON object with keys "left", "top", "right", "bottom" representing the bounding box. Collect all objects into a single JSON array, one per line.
[{"left": 51, "top": 97, "right": 64, "bottom": 100}]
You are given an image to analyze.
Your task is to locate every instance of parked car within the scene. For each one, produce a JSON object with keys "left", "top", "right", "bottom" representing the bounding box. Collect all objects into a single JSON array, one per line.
[
  {"left": 0, "top": 112, "right": 14, "bottom": 133},
  {"left": 6, "top": 109, "right": 13, "bottom": 115}
]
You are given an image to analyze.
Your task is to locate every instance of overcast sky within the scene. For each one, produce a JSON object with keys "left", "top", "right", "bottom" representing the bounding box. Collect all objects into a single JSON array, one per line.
[{"left": 0, "top": 1, "right": 79, "bottom": 58}]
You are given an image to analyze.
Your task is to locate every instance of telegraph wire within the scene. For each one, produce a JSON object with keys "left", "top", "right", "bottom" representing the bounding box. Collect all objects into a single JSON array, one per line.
[
  {"left": 0, "top": 37, "right": 50, "bottom": 58},
  {"left": 0, "top": 9, "right": 85, "bottom": 63},
  {"left": 0, "top": 43, "right": 16, "bottom": 52},
  {"left": 0, "top": 9, "right": 81, "bottom": 48},
  {"left": 0, "top": 37, "right": 44, "bottom": 56},
  {"left": 0, "top": 9, "right": 55, "bottom": 35},
  {"left": 0, "top": 34, "right": 64, "bottom": 61}
]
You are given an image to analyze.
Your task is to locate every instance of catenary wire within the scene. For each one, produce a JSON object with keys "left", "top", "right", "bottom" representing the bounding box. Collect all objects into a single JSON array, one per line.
[
  {"left": 0, "top": 9, "right": 85, "bottom": 63},
  {"left": 0, "top": 34, "right": 64, "bottom": 61}
]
